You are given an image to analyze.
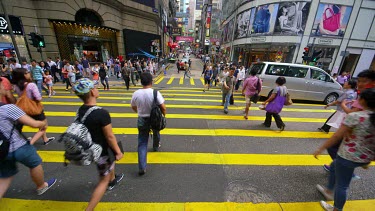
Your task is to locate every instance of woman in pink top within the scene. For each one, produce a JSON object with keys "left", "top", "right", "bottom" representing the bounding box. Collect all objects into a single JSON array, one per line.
[
  {"left": 242, "top": 68, "right": 262, "bottom": 119},
  {"left": 12, "top": 68, "right": 55, "bottom": 145}
]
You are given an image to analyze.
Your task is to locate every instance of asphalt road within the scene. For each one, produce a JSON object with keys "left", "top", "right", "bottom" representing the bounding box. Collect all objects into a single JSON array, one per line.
[{"left": 1, "top": 57, "right": 374, "bottom": 210}]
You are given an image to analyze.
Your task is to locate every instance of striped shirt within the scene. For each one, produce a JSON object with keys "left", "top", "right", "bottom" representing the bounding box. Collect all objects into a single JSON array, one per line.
[
  {"left": 31, "top": 65, "right": 44, "bottom": 80},
  {"left": 0, "top": 104, "right": 27, "bottom": 152}
]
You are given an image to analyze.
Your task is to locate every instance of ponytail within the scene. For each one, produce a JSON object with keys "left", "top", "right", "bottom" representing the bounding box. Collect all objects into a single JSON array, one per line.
[{"left": 359, "top": 88, "right": 375, "bottom": 127}]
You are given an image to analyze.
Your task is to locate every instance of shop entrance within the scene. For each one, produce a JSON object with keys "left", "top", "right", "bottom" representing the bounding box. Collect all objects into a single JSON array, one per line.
[{"left": 341, "top": 53, "right": 360, "bottom": 75}]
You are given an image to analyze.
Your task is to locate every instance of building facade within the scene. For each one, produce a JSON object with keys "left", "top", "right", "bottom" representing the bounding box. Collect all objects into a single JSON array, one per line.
[
  {"left": 0, "top": 0, "right": 176, "bottom": 63},
  {"left": 221, "top": 0, "right": 375, "bottom": 76}
]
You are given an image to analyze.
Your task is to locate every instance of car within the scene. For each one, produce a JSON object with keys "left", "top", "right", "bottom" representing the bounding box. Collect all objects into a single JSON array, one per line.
[{"left": 248, "top": 62, "right": 343, "bottom": 104}]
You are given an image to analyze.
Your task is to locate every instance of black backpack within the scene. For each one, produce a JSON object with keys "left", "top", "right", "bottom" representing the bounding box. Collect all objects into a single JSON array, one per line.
[
  {"left": 0, "top": 103, "right": 15, "bottom": 160},
  {"left": 150, "top": 89, "right": 166, "bottom": 130}
]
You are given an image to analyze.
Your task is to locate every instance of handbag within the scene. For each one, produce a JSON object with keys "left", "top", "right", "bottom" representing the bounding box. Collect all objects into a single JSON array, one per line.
[
  {"left": 323, "top": 7, "right": 341, "bottom": 32},
  {"left": 327, "top": 111, "right": 346, "bottom": 129},
  {"left": 250, "top": 77, "right": 261, "bottom": 104},
  {"left": 265, "top": 89, "right": 285, "bottom": 113},
  {"left": 16, "top": 83, "right": 44, "bottom": 116},
  {"left": 284, "top": 93, "right": 293, "bottom": 106}
]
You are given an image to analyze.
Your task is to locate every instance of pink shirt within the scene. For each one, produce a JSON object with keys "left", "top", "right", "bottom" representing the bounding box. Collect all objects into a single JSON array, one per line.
[
  {"left": 351, "top": 99, "right": 363, "bottom": 111},
  {"left": 15, "top": 83, "right": 42, "bottom": 101},
  {"left": 243, "top": 76, "right": 262, "bottom": 96}
]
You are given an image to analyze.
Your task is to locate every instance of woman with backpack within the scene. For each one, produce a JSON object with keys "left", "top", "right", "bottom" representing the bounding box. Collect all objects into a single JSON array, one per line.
[
  {"left": 261, "top": 76, "right": 287, "bottom": 131},
  {"left": 12, "top": 68, "right": 55, "bottom": 145}
]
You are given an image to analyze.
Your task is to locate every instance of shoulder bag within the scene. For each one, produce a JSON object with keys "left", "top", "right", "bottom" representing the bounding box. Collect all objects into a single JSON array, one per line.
[
  {"left": 265, "top": 88, "right": 285, "bottom": 114},
  {"left": 16, "top": 83, "right": 44, "bottom": 116},
  {"left": 250, "top": 77, "right": 261, "bottom": 104}
]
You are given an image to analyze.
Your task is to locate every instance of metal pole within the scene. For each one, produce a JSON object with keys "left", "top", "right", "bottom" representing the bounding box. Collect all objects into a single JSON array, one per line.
[{"left": 1, "top": 0, "right": 22, "bottom": 61}]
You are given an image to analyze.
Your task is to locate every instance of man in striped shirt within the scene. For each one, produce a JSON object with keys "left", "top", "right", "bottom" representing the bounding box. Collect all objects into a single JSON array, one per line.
[
  {"left": 0, "top": 87, "right": 57, "bottom": 197},
  {"left": 30, "top": 59, "right": 46, "bottom": 95}
]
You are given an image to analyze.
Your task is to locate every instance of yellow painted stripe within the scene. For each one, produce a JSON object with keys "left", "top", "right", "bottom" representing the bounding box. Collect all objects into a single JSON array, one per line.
[
  {"left": 167, "top": 77, "right": 174, "bottom": 84},
  {"left": 23, "top": 127, "right": 333, "bottom": 138},
  {"left": 36, "top": 151, "right": 337, "bottom": 165},
  {"left": 190, "top": 77, "right": 195, "bottom": 85},
  {"left": 1, "top": 199, "right": 374, "bottom": 211},
  {"left": 41, "top": 102, "right": 335, "bottom": 112},
  {"left": 179, "top": 77, "right": 184, "bottom": 85},
  {"left": 200, "top": 78, "right": 205, "bottom": 85},
  {"left": 44, "top": 111, "right": 326, "bottom": 123},
  {"left": 154, "top": 76, "right": 164, "bottom": 84}
]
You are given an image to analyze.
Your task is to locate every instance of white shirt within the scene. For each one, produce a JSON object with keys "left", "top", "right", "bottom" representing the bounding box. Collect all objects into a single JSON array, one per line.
[
  {"left": 238, "top": 68, "right": 246, "bottom": 80},
  {"left": 131, "top": 88, "right": 165, "bottom": 117},
  {"left": 47, "top": 61, "right": 56, "bottom": 67},
  {"left": 10, "top": 63, "right": 21, "bottom": 70}
]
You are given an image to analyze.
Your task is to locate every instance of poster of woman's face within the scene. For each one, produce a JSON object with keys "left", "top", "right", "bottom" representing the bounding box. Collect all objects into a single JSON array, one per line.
[
  {"left": 227, "top": 19, "right": 235, "bottom": 42},
  {"left": 274, "top": 2, "right": 310, "bottom": 35},
  {"left": 235, "top": 9, "right": 251, "bottom": 39},
  {"left": 252, "top": 4, "right": 279, "bottom": 35},
  {"left": 312, "top": 4, "right": 353, "bottom": 37}
]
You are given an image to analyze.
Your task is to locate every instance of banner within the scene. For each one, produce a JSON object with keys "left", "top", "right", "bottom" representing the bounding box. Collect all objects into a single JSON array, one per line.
[
  {"left": 175, "top": 36, "right": 194, "bottom": 42},
  {"left": 311, "top": 4, "right": 353, "bottom": 37},
  {"left": 235, "top": 9, "right": 252, "bottom": 39},
  {"left": 274, "top": 2, "right": 311, "bottom": 36}
]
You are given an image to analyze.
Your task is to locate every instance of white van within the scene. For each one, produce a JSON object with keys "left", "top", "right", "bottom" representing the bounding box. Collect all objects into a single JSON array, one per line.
[{"left": 248, "top": 62, "right": 343, "bottom": 104}]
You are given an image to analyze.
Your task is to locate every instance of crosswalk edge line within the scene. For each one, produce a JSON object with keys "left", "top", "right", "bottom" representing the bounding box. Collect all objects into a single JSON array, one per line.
[{"left": 1, "top": 198, "right": 374, "bottom": 211}]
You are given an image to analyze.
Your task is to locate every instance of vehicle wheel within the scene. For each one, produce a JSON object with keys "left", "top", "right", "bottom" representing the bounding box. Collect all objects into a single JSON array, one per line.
[{"left": 324, "top": 93, "right": 338, "bottom": 105}]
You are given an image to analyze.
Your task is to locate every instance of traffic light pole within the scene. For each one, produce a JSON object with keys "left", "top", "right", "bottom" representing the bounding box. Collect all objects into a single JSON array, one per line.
[
  {"left": 37, "top": 47, "right": 44, "bottom": 61},
  {"left": 1, "top": 0, "right": 22, "bottom": 61}
]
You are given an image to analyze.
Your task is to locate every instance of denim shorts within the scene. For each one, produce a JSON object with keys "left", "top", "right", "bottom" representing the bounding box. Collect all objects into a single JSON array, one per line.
[{"left": 0, "top": 143, "right": 42, "bottom": 178}]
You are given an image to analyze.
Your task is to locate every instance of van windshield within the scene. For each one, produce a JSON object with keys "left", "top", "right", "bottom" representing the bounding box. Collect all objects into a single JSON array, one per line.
[{"left": 249, "top": 63, "right": 265, "bottom": 74}]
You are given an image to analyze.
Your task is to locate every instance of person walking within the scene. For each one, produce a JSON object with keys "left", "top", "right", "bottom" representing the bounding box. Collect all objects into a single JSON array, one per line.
[
  {"left": 82, "top": 57, "right": 91, "bottom": 78},
  {"left": 314, "top": 88, "right": 375, "bottom": 211},
  {"left": 211, "top": 64, "right": 219, "bottom": 87},
  {"left": 222, "top": 67, "right": 235, "bottom": 114},
  {"left": 55, "top": 57, "right": 64, "bottom": 82},
  {"left": 261, "top": 77, "right": 287, "bottom": 131},
  {"left": 91, "top": 64, "right": 100, "bottom": 87},
  {"left": 337, "top": 72, "right": 348, "bottom": 87},
  {"left": 44, "top": 70, "right": 55, "bottom": 98},
  {"left": 63, "top": 61, "right": 76, "bottom": 92},
  {"left": 202, "top": 66, "right": 212, "bottom": 92},
  {"left": 0, "top": 95, "right": 57, "bottom": 198},
  {"left": 183, "top": 62, "right": 190, "bottom": 79},
  {"left": 242, "top": 68, "right": 262, "bottom": 120},
  {"left": 130, "top": 63, "right": 137, "bottom": 86},
  {"left": 72, "top": 78, "right": 124, "bottom": 210},
  {"left": 30, "top": 60, "right": 46, "bottom": 95},
  {"left": 235, "top": 66, "right": 246, "bottom": 91},
  {"left": 99, "top": 63, "right": 110, "bottom": 90},
  {"left": 121, "top": 63, "right": 131, "bottom": 90},
  {"left": 131, "top": 72, "right": 166, "bottom": 175},
  {"left": 12, "top": 68, "right": 55, "bottom": 145}
]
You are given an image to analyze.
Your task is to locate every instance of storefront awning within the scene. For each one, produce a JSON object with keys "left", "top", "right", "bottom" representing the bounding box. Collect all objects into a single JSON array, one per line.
[{"left": 0, "top": 42, "right": 14, "bottom": 50}]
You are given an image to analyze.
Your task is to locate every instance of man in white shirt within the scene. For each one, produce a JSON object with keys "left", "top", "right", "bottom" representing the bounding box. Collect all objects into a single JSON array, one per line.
[
  {"left": 131, "top": 72, "right": 166, "bottom": 176},
  {"left": 7, "top": 58, "right": 21, "bottom": 71},
  {"left": 47, "top": 57, "right": 58, "bottom": 83},
  {"left": 235, "top": 66, "right": 246, "bottom": 91}
]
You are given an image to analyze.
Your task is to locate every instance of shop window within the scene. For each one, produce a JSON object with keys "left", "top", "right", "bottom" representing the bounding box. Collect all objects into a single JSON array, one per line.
[
  {"left": 265, "top": 65, "right": 288, "bottom": 76},
  {"left": 287, "top": 66, "right": 308, "bottom": 78},
  {"left": 311, "top": 68, "right": 330, "bottom": 82}
]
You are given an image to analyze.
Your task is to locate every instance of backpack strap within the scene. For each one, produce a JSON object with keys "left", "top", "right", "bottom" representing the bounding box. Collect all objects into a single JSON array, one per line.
[
  {"left": 80, "top": 106, "right": 102, "bottom": 123},
  {"left": 153, "top": 89, "right": 158, "bottom": 105}
]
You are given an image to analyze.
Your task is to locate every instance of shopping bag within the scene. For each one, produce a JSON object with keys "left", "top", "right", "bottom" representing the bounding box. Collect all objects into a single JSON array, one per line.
[
  {"left": 327, "top": 111, "right": 346, "bottom": 129},
  {"left": 323, "top": 8, "right": 341, "bottom": 32}
]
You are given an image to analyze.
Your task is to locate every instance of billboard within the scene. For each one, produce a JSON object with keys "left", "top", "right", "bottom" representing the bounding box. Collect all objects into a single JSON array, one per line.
[
  {"left": 235, "top": 9, "right": 252, "bottom": 39},
  {"left": 251, "top": 4, "right": 279, "bottom": 35},
  {"left": 274, "top": 2, "right": 311, "bottom": 36},
  {"left": 311, "top": 4, "right": 353, "bottom": 37},
  {"left": 171, "top": 27, "right": 182, "bottom": 36},
  {"left": 196, "top": 0, "right": 203, "bottom": 10}
]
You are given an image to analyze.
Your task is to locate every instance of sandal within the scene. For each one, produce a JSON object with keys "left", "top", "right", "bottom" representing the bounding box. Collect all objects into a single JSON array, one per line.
[{"left": 244, "top": 116, "right": 248, "bottom": 120}]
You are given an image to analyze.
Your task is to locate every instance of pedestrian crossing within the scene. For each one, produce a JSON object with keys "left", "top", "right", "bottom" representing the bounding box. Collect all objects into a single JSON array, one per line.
[
  {"left": 153, "top": 76, "right": 206, "bottom": 86},
  {"left": 2, "top": 85, "right": 374, "bottom": 210}
]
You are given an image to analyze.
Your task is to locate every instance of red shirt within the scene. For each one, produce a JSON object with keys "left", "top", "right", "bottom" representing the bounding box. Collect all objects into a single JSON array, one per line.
[{"left": 1, "top": 77, "right": 12, "bottom": 104}]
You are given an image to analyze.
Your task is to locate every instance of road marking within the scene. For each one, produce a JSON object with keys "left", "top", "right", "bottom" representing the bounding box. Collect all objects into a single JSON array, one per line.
[
  {"left": 167, "top": 77, "right": 174, "bottom": 84},
  {"left": 1, "top": 198, "right": 374, "bottom": 211},
  {"left": 44, "top": 111, "right": 326, "bottom": 122},
  {"left": 190, "top": 78, "right": 195, "bottom": 85},
  {"left": 154, "top": 76, "right": 164, "bottom": 84},
  {"left": 179, "top": 77, "right": 184, "bottom": 85},
  {"left": 42, "top": 102, "right": 334, "bottom": 112},
  {"left": 37, "top": 151, "right": 335, "bottom": 165},
  {"left": 23, "top": 127, "right": 332, "bottom": 138},
  {"left": 200, "top": 78, "right": 205, "bottom": 85}
]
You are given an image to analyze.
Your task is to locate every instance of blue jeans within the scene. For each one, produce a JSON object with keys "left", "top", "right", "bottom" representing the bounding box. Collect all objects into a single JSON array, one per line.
[
  {"left": 35, "top": 79, "right": 43, "bottom": 95},
  {"left": 137, "top": 117, "right": 161, "bottom": 171},
  {"left": 223, "top": 92, "right": 231, "bottom": 110},
  {"left": 327, "top": 156, "right": 368, "bottom": 210}
]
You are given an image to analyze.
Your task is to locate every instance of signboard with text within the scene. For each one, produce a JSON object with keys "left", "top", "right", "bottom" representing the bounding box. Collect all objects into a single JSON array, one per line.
[
  {"left": 172, "top": 27, "right": 182, "bottom": 36},
  {"left": 0, "top": 15, "right": 24, "bottom": 35}
]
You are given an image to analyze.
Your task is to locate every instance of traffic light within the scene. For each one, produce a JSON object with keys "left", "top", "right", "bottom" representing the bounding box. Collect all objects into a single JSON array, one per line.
[
  {"left": 28, "top": 32, "right": 38, "bottom": 47},
  {"left": 302, "top": 47, "right": 310, "bottom": 62},
  {"left": 35, "top": 35, "right": 45, "bottom": 48},
  {"left": 312, "top": 50, "right": 322, "bottom": 62}
]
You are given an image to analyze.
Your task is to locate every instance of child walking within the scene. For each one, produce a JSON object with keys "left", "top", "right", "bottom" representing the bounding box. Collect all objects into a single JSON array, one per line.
[{"left": 44, "top": 70, "right": 55, "bottom": 98}]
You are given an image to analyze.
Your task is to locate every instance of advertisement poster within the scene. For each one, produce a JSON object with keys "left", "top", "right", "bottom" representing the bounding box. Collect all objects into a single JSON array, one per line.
[
  {"left": 252, "top": 4, "right": 279, "bottom": 35},
  {"left": 235, "top": 9, "right": 252, "bottom": 39},
  {"left": 274, "top": 2, "right": 311, "bottom": 35},
  {"left": 227, "top": 19, "right": 235, "bottom": 42},
  {"left": 312, "top": 4, "right": 352, "bottom": 37}
]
